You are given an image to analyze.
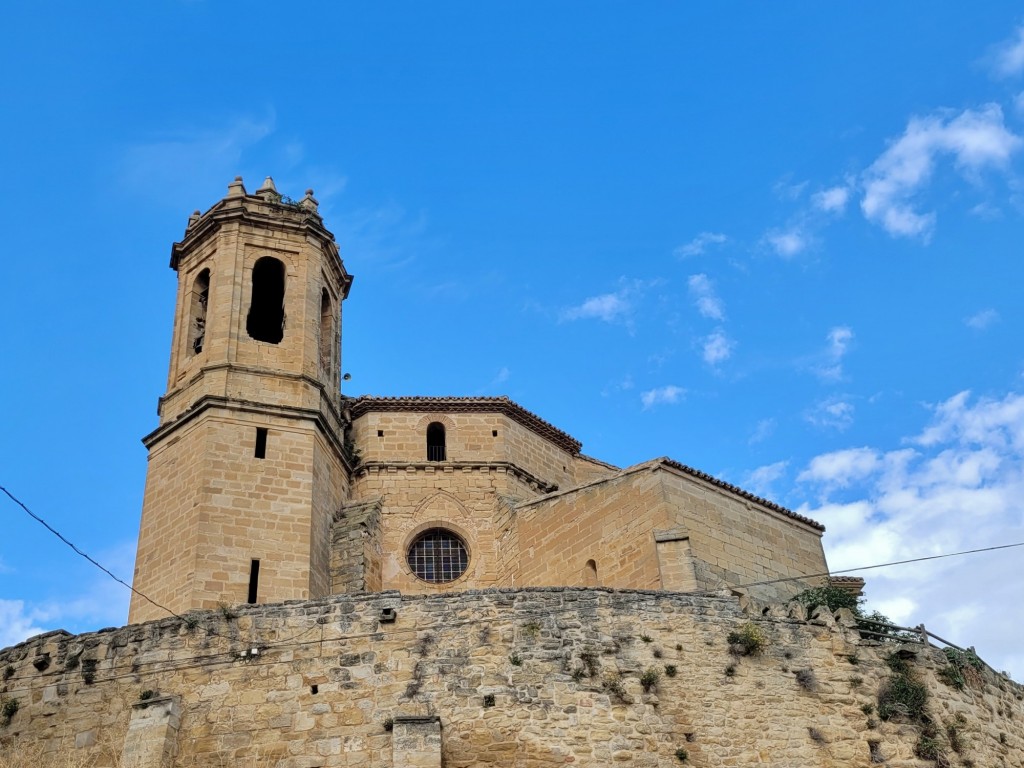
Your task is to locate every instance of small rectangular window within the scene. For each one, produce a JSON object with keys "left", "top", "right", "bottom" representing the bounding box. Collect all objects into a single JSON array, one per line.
[
  {"left": 247, "top": 559, "right": 260, "bottom": 604},
  {"left": 254, "top": 428, "right": 268, "bottom": 459},
  {"left": 492, "top": 430, "right": 498, "bottom": 437},
  {"left": 377, "top": 430, "right": 384, "bottom": 437}
]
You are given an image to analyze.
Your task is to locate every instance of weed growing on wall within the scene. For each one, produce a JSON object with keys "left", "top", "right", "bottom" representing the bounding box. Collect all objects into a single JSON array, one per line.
[
  {"left": 0, "top": 697, "right": 18, "bottom": 727},
  {"left": 640, "top": 668, "right": 660, "bottom": 693},
  {"left": 939, "top": 648, "right": 984, "bottom": 691},
  {"left": 794, "top": 669, "right": 817, "bottom": 692},
  {"left": 727, "top": 622, "right": 767, "bottom": 657}
]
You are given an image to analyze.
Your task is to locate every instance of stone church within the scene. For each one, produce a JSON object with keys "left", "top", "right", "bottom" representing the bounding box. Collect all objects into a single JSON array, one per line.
[
  {"left": 129, "top": 176, "right": 830, "bottom": 624},
  {"left": 3, "top": 178, "right": 1021, "bottom": 768}
]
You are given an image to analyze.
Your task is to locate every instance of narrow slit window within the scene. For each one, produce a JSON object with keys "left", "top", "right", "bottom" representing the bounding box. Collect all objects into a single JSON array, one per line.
[
  {"left": 246, "top": 257, "right": 285, "bottom": 343},
  {"left": 247, "top": 559, "right": 260, "bottom": 604},
  {"left": 584, "top": 559, "right": 598, "bottom": 586},
  {"left": 188, "top": 269, "right": 210, "bottom": 355},
  {"left": 255, "top": 427, "right": 268, "bottom": 459},
  {"left": 426, "top": 422, "right": 446, "bottom": 461}
]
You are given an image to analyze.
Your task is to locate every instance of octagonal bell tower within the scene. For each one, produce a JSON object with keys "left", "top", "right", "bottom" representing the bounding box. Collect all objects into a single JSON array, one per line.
[{"left": 129, "top": 177, "right": 353, "bottom": 623}]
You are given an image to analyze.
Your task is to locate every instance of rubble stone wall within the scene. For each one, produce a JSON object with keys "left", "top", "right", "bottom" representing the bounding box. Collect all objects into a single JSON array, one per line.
[{"left": 2, "top": 589, "right": 1022, "bottom": 768}]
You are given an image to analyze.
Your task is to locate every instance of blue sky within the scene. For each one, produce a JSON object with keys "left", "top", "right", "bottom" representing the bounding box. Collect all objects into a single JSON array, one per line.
[{"left": 1, "top": 4, "right": 1023, "bottom": 678}]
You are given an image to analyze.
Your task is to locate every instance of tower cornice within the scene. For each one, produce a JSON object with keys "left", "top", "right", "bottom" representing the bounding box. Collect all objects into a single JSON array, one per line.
[{"left": 170, "top": 190, "right": 353, "bottom": 298}]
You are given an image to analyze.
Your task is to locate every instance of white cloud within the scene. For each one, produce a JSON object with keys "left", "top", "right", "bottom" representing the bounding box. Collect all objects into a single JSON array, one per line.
[
  {"left": 701, "top": 330, "right": 735, "bottom": 366},
  {"left": 805, "top": 397, "right": 855, "bottom": 431},
  {"left": 0, "top": 540, "right": 135, "bottom": 649},
  {"left": 914, "top": 390, "right": 1024, "bottom": 452},
  {"left": 561, "top": 279, "right": 655, "bottom": 326},
  {"left": 990, "top": 26, "right": 1024, "bottom": 78},
  {"left": 814, "top": 325, "right": 855, "bottom": 381},
  {"left": 687, "top": 274, "right": 726, "bottom": 321},
  {"left": 640, "top": 385, "right": 686, "bottom": 409},
  {"left": 563, "top": 293, "right": 628, "bottom": 322},
  {"left": 965, "top": 308, "right": 999, "bottom": 330},
  {"left": 812, "top": 185, "right": 851, "bottom": 214},
  {"left": 675, "top": 232, "right": 727, "bottom": 258},
  {"left": 860, "top": 105, "right": 1022, "bottom": 240},
  {"left": 797, "top": 447, "right": 881, "bottom": 488},
  {"left": 0, "top": 599, "right": 47, "bottom": 649},
  {"left": 743, "top": 461, "right": 788, "bottom": 498},
  {"left": 794, "top": 390, "right": 1024, "bottom": 679},
  {"left": 764, "top": 227, "right": 809, "bottom": 258}
]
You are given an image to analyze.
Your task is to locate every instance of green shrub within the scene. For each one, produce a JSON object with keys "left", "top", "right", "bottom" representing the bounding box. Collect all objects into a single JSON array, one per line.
[
  {"left": 727, "top": 622, "right": 767, "bottom": 656},
  {"left": 938, "top": 664, "right": 966, "bottom": 690},
  {"left": 942, "top": 647, "right": 984, "bottom": 689},
  {"left": 664, "top": 664, "right": 678, "bottom": 678},
  {"left": 602, "top": 672, "right": 628, "bottom": 702},
  {"left": 509, "top": 653, "right": 523, "bottom": 667},
  {"left": 792, "top": 585, "right": 860, "bottom": 613},
  {"left": 878, "top": 675, "right": 928, "bottom": 721},
  {"left": 674, "top": 747, "right": 688, "bottom": 761},
  {"left": 639, "top": 668, "right": 660, "bottom": 692},
  {"left": 0, "top": 697, "right": 18, "bottom": 726},
  {"left": 914, "top": 734, "right": 942, "bottom": 760}
]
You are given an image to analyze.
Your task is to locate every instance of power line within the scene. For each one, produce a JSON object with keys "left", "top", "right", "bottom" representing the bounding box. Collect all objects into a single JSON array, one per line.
[
  {"left": 0, "top": 485, "right": 182, "bottom": 623},
  {"left": 689, "top": 540, "right": 1024, "bottom": 597}
]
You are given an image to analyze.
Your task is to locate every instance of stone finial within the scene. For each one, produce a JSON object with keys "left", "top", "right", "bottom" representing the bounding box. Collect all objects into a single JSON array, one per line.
[
  {"left": 257, "top": 176, "right": 281, "bottom": 202},
  {"left": 227, "top": 176, "right": 246, "bottom": 198},
  {"left": 300, "top": 188, "right": 319, "bottom": 212},
  {"left": 187, "top": 210, "right": 201, "bottom": 229}
]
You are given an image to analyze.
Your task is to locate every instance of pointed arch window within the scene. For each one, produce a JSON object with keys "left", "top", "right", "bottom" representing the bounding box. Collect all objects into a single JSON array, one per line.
[
  {"left": 188, "top": 269, "right": 210, "bottom": 355},
  {"left": 246, "top": 257, "right": 285, "bottom": 344},
  {"left": 319, "top": 288, "right": 334, "bottom": 377},
  {"left": 426, "top": 422, "right": 446, "bottom": 462}
]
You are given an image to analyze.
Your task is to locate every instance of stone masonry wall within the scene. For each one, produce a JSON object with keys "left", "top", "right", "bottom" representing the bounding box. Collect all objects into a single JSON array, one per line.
[
  {"left": 658, "top": 465, "right": 828, "bottom": 603},
  {"left": 3, "top": 589, "right": 1021, "bottom": 768},
  {"left": 514, "top": 468, "right": 668, "bottom": 590},
  {"left": 349, "top": 412, "right": 579, "bottom": 491},
  {"left": 348, "top": 469, "right": 512, "bottom": 595},
  {"left": 131, "top": 409, "right": 349, "bottom": 623},
  {"left": 512, "top": 463, "right": 827, "bottom": 602}
]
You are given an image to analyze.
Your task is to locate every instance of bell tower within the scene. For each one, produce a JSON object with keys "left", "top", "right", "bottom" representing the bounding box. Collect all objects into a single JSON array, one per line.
[{"left": 129, "top": 177, "right": 353, "bottom": 623}]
